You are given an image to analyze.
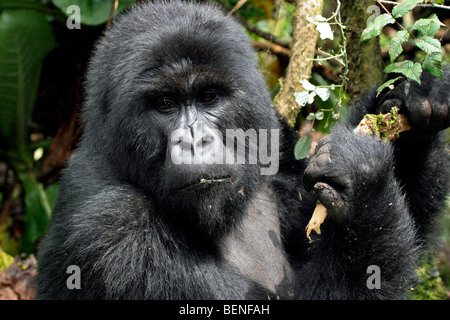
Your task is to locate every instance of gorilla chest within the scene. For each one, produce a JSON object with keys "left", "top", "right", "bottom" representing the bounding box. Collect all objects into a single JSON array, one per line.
[{"left": 220, "top": 185, "right": 294, "bottom": 297}]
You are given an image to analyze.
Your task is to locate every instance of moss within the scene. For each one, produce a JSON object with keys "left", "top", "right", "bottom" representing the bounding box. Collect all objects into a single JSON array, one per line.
[
  {"left": 359, "top": 107, "right": 404, "bottom": 141},
  {"left": 388, "top": 106, "right": 399, "bottom": 126},
  {"left": 410, "top": 257, "right": 447, "bottom": 300}
]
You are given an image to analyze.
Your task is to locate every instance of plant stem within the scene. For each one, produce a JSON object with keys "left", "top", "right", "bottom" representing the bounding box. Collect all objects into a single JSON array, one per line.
[
  {"left": 375, "top": 0, "right": 414, "bottom": 37},
  {"left": 377, "top": 0, "right": 450, "bottom": 10},
  {"left": 334, "top": 0, "right": 348, "bottom": 120}
]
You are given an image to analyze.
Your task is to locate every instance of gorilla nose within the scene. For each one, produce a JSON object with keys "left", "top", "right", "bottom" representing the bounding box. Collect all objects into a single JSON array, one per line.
[
  {"left": 169, "top": 123, "right": 224, "bottom": 165},
  {"left": 193, "top": 125, "right": 217, "bottom": 155}
]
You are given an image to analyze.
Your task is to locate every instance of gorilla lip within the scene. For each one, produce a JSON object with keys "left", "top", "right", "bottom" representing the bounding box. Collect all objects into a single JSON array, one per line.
[
  {"left": 199, "top": 177, "right": 233, "bottom": 184},
  {"left": 173, "top": 176, "right": 233, "bottom": 192}
]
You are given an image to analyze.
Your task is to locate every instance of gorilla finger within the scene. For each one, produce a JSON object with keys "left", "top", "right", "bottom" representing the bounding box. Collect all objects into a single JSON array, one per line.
[
  {"left": 314, "top": 136, "right": 332, "bottom": 155},
  {"left": 407, "top": 98, "right": 431, "bottom": 130},
  {"left": 303, "top": 152, "right": 332, "bottom": 191},
  {"left": 379, "top": 99, "right": 403, "bottom": 114},
  {"left": 429, "top": 99, "right": 449, "bottom": 132},
  {"left": 312, "top": 182, "right": 349, "bottom": 224}
]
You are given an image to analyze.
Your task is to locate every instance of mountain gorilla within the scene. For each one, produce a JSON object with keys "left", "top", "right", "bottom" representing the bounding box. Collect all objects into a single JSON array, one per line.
[{"left": 37, "top": 1, "right": 449, "bottom": 299}]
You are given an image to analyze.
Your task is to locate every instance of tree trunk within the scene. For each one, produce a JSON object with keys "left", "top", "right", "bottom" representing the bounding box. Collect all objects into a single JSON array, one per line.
[
  {"left": 274, "top": 0, "right": 324, "bottom": 128},
  {"left": 341, "top": 0, "right": 384, "bottom": 100}
]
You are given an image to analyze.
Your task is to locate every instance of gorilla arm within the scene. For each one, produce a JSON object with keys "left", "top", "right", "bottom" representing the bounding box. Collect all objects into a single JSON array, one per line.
[
  {"left": 298, "top": 127, "right": 418, "bottom": 299},
  {"left": 305, "top": 107, "right": 411, "bottom": 240},
  {"left": 349, "top": 70, "right": 450, "bottom": 238},
  {"left": 295, "top": 71, "right": 449, "bottom": 299}
]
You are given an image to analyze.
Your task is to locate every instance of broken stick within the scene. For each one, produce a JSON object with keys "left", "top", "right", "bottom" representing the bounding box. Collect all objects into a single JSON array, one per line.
[
  {"left": 353, "top": 106, "right": 411, "bottom": 141},
  {"left": 305, "top": 107, "right": 411, "bottom": 241}
]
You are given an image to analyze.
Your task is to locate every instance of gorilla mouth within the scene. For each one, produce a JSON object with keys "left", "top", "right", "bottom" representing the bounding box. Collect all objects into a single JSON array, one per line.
[
  {"left": 199, "top": 177, "right": 233, "bottom": 185},
  {"left": 173, "top": 176, "right": 233, "bottom": 192}
]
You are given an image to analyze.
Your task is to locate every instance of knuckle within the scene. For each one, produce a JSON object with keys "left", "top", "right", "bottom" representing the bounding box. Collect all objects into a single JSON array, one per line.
[{"left": 419, "top": 99, "right": 432, "bottom": 118}]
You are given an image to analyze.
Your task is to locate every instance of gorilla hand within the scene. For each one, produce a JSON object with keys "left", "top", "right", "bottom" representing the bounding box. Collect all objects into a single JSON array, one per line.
[
  {"left": 378, "top": 70, "right": 450, "bottom": 143},
  {"left": 303, "top": 126, "right": 395, "bottom": 225}
]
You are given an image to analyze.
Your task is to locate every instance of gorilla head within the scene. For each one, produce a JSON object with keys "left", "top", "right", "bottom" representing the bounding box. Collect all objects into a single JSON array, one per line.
[{"left": 80, "top": 1, "right": 281, "bottom": 237}]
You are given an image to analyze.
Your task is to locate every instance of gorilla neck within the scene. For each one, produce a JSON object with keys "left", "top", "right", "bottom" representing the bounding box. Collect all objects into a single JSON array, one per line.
[{"left": 160, "top": 181, "right": 261, "bottom": 243}]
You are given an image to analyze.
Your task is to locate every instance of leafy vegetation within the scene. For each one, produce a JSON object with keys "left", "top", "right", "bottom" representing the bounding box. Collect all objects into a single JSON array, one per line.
[
  {"left": 411, "top": 255, "right": 448, "bottom": 300},
  {"left": 361, "top": 0, "right": 446, "bottom": 94},
  {"left": 0, "top": 0, "right": 134, "bottom": 255}
]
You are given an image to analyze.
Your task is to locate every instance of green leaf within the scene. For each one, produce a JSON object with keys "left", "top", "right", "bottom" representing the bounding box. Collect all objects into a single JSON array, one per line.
[
  {"left": 315, "top": 111, "right": 324, "bottom": 120},
  {"left": 283, "top": 2, "right": 296, "bottom": 14},
  {"left": 45, "top": 183, "right": 60, "bottom": 211},
  {"left": 294, "top": 136, "right": 312, "bottom": 160},
  {"left": 0, "top": 10, "right": 56, "bottom": 169},
  {"left": 425, "top": 14, "right": 446, "bottom": 26},
  {"left": 52, "top": 0, "right": 136, "bottom": 26},
  {"left": 415, "top": 36, "right": 441, "bottom": 54},
  {"left": 384, "top": 61, "right": 422, "bottom": 84},
  {"left": 18, "top": 174, "right": 57, "bottom": 254},
  {"left": 409, "top": 19, "right": 440, "bottom": 38},
  {"left": 361, "top": 14, "right": 395, "bottom": 42},
  {"left": 376, "top": 76, "right": 403, "bottom": 97},
  {"left": 0, "top": 250, "right": 14, "bottom": 270},
  {"left": 423, "top": 52, "right": 444, "bottom": 79},
  {"left": 306, "top": 113, "right": 316, "bottom": 121},
  {"left": 410, "top": 14, "right": 445, "bottom": 32},
  {"left": 389, "top": 30, "right": 410, "bottom": 62},
  {"left": 392, "top": 0, "right": 422, "bottom": 18}
]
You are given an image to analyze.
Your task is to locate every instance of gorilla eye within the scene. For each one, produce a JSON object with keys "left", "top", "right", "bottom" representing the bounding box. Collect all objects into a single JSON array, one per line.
[
  {"left": 199, "top": 90, "right": 218, "bottom": 104},
  {"left": 157, "top": 98, "right": 176, "bottom": 111}
]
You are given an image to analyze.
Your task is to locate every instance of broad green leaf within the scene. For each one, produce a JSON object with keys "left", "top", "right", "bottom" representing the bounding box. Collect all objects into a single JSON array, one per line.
[
  {"left": 376, "top": 76, "right": 403, "bottom": 97},
  {"left": 389, "top": 30, "right": 410, "bottom": 62},
  {"left": 0, "top": 250, "right": 14, "bottom": 270},
  {"left": 412, "top": 14, "right": 445, "bottom": 28},
  {"left": 392, "top": 0, "right": 422, "bottom": 18},
  {"left": 384, "top": 60, "right": 422, "bottom": 84},
  {"left": 45, "top": 183, "right": 60, "bottom": 211},
  {"left": 415, "top": 36, "right": 441, "bottom": 54},
  {"left": 423, "top": 52, "right": 444, "bottom": 79},
  {"left": 409, "top": 19, "right": 440, "bottom": 38},
  {"left": 294, "top": 136, "right": 312, "bottom": 160},
  {"left": 18, "top": 173, "right": 57, "bottom": 254},
  {"left": 52, "top": 0, "right": 136, "bottom": 26},
  {"left": 283, "top": 2, "right": 296, "bottom": 14},
  {"left": 425, "top": 14, "right": 446, "bottom": 26},
  {"left": 361, "top": 14, "right": 395, "bottom": 42},
  {"left": 409, "top": 14, "right": 445, "bottom": 38},
  {"left": 0, "top": 10, "right": 56, "bottom": 169}
]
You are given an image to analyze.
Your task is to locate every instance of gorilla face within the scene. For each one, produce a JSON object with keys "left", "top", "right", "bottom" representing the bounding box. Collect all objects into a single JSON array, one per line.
[{"left": 81, "top": 2, "right": 280, "bottom": 235}]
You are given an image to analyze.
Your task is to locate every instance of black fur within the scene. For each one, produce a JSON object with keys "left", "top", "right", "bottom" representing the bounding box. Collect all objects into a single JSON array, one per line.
[{"left": 37, "top": 1, "right": 449, "bottom": 299}]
